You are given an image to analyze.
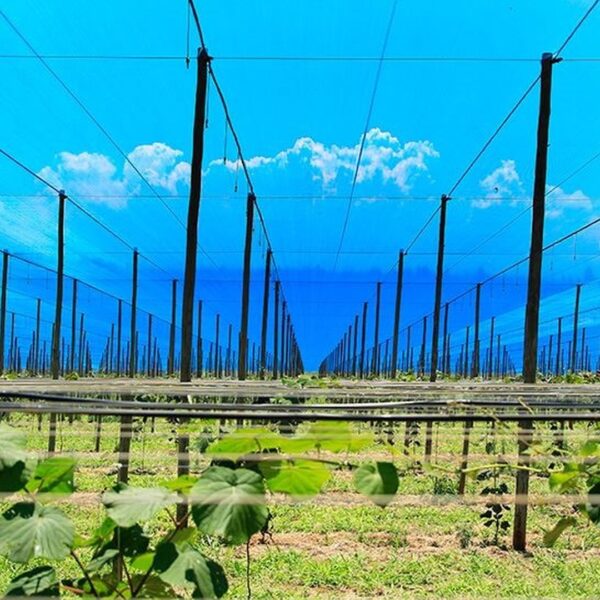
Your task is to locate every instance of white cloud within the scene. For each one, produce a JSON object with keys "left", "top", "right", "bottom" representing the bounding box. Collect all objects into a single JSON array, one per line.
[
  {"left": 37, "top": 142, "right": 191, "bottom": 208},
  {"left": 546, "top": 184, "right": 593, "bottom": 219},
  {"left": 476, "top": 159, "right": 523, "bottom": 208},
  {"left": 211, "top": 127, "right": 439, "bottom": 191}
]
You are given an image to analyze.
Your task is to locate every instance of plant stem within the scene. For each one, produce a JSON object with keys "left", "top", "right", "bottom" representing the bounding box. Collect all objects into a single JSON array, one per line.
[
  {"left": 246, "top": 539, "right": 252, "bottom": 600},
  {"left": 71, "top": 550, "right": 99, "bottom": 598}
]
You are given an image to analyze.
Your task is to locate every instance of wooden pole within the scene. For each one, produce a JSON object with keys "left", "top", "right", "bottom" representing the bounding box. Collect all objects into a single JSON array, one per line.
[
  {"left": 51, "top": 190, "right": 66, "bottom": 379},
  {"left": 442, "top": 302, "right": 449, "bottom": 376},
  {"left": 273, "top": 281, "right": 280, "bottom": 379},
  {"left": 69, "top": 279, "right": 77, "bottom": 373},
  {"left": 352, "top": 314, "right": 359, "bottom": 376},
  {"left": 259, "top": 249, "right": 272, "bottom": 378},
  {"left": 523, "top": 53, "right": 558, "bottom": 383},
  {"left": 372, "top": 282, "right": 382, "bottom": 376},
  {"left": 391, "top": 251, "right": 404, "bottom": 379},
  {"left": 116, "top": 299, "right": 122, "bottom": 376},
  {"left": 472, "top": 283, "right": 481, "bottom": 377},
  {"left": 430, "top": 194, "right": 448, "bottom": 381},
  {"left": 360, "top": 302, "right": 367, "bottom": 378},
  {"left": 129, "top": 249, "right": 138, "bottom": 378},
  {"left": 513, "top": 419, "right": 533, "bottom": 550},
  {"left": 0, "top": 251, "right": 8, "bottom": 374},
  {"left": 196, "top": 300, "right": 203, "bottom": 377},
  {"left": 570, "top": 283, "right": 582, "bottom": 372},
  {"left": 180, "top": 47, "right": 210, "bottom": 382},
  {"left": 168, "top": 279, "right": 177, "bottom": 375},
  {"left": 238, "top": 192, "right": 255, "bottom": 379}
]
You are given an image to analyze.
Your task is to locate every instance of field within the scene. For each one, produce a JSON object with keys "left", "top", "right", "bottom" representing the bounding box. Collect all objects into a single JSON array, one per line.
[{"left": 1, "top": 380, "right": 599, "bottom": 598}]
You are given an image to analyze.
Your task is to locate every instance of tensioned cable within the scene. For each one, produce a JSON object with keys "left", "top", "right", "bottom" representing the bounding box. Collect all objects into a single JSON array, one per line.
[
  {"left": 2, "top": 54, "right": 600, "bottom": 62},
  {"left": 332, "top": 0, "right": 398, "bottom": 269},
  {"left": 0, "top": 10, "right": 189, "bottom": 235}
]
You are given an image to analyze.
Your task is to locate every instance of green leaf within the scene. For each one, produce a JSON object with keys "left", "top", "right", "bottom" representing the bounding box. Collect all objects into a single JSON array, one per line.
[
  {"left": 130, "top": 574, "right": 177, "bottom": 598},
  {"left": 5, "top": 566, "right": 59, "bottom": 597},
  {"left": 0, "top": 423, "right": 30, "bottom": 492},
  {"left": 585, "top": 480, "right": 600, "bottom": 524},
  {"left": 300, "top": 421, "right": 374, "bottom": 454},
  {"left": 190, "top": 467, "right": 268, "bottom": 544},
  {"left": 102, "top": 486, "right": 178, "bottom": 527},
  {"left": 26, "top": 457, "right": 76, "bottom": 496},
  {"left": 354, "top": 462, "right": 399, "bottom": 507},
  {"left": 207, "top": 427, "right": 281, "bottom": 459},
  {"left": 169, "top": 527, "right": 196, "bottom": 547},
  {"left": 260, "top": 459, "right": 330, "bottom": 499},
  {"left": 548, "top": 466, "right": 581, "bottom": 492},
  {"left": 543, "top": 516, "right": 578, "bottom": 547},
  {"left": 104, "top": 524, "right": 150, "bottom": 557},
  {"left": 161, "top": 474, "right": 198, "bottom": 495},
  {"left": 154, "top": 542, "right": 228, "bottom": 598},
  {"left": 75, "top": 517, "right": 117, "bottom": 549},
  {"left": 130, "top": 551, "right": 156, "bottom": 572},
  {"left": 86, "top": 548, "right": 119, "bottom": 573},
  {"left": 0, "top": 503, "right": 74, "bottom": 563},
  {"left": 579, "top": 440, "right": 599, "bottom": 458}
]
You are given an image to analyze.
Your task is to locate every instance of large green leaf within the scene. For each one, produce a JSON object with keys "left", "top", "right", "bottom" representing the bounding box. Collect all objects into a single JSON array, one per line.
[
  {"left": 190, "top": 467, "right": 268, "bottom": 544},
  {"left": 26, "top": 457, "right": 75, "bottom": 495},
  {"left": 207, "top": 428, "right": 282, "bottom": 459},
  {"left": 548, "top": 464, "right": 581, "bottom": 492},
  {"left": 543, "top": 516, "right": 578, "bottom": 547},
  {"left": 0, "top": 503, "right": 74, "bottom": 563},
  {"left": 354, "top": 462, "right": 399, "bottom": 507},
  {"left": 153, "top": 542, "right": 228, "bottom": 598},
  {"left": 585, "top": 479, "right": 600, "bottom": 524},
  {"left": 300, "top": 421, "right": 374, "bottom": 454},
  {"left": 102, "top": 486, "right": 178, "bottom": 527},
  {"left": 5, "top": 566, "right": 59, "bottom": 597},
  {"left": 260, "top": 459, "right": 330, "bottom": 499},
  {"left": 0, "top": 423, "right": 30, "bottom": 492}
]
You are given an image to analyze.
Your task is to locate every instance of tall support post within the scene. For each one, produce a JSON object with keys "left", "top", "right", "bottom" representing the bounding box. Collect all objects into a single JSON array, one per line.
[
  {"left": 273, "top": 281, "right": 280, "bottom": 379},
  {"left": 238, "top": 192, "right": 255, "bottom": 380},
  {"left": 570, "top": 283, "right": 582, "bottom": 372},
  {"left": 181, "top": 47, "right": 210, "bottom": 383},
  {"left": 391, "top": 251, "right": 405, "bottom": 379},
  {"left": 523, "top": 53, "right": 558, "bottom": 383},
  {"left": 116, "top": 299, "right": 122, "bottom": 376},
  {"left": 34, "top": 298, "right": 41, "bottom": 374},
  {"left": 0, "top": 251, "right": 8, "bottom": 374},
  {"left": 196, "top": 300, "right": 203, "bottom": 377},
  {"left": 372, "top": 282, "right": 382, "bottom": 376},
  {"left": 51, "top": 190, "right": 66, "bottom": 379},
  {"left": 430, "top": 194, "right": 449, "bottom": 382},
  {"left": 147, "top": 314, "right": 153, "bottom": 377},
  {"left": 419, "top": 316, "right": 428, "bottom": 376},
  {"left": 488, "top": 316, "right": 495, "bottom": 379},
  {"left": 513, "top": 419, "right": 533, "bottom": 551},
  {"left": 555, "top": 317, "right": 562, "bottom": 375},
  {"left": 69, "top": 279, "right": 77, "bottom": 373},
  {"left": 168, "top": 279, "right": 177, "bottom": 375},
  {"left": 259, "top": 249, "right": 272, "bottom": 379},
  {"left": 441, "top": 302, "right": 449, "bottom": 376},
  {"left": 359, "top": 302, "right": 367, "bottom": 378},
  {"left": 280, "top": 301, "right": 287, "bottom": 376},
  {"left": 472, "top": 283, "right": 482, "bottom": 377},
  {"left": 129, "top": 249, "right": 138, "bottom": 378},
  {"left": 352, "top": 314, "right": 359, "bottom": 376},
  {"left": 214, "top": 314, "right": 220, "bottom": 377}
]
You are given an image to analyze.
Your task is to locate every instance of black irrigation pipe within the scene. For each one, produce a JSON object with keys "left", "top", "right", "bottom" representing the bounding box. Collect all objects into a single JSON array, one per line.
[
  {"left": 2, "top": 391, "right": 600, "bottom": 412},
  {"left": 2, "top": 403, "right": 599, "bottom": 423}
]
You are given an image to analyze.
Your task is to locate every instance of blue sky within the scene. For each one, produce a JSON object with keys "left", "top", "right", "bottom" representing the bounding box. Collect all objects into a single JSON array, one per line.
[{"left": 1, "top": 0, "right": 600, "bottom": 371}]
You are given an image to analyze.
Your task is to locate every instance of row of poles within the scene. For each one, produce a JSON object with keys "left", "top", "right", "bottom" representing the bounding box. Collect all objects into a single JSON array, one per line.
[
  {"left": 321, "top": 53, "right": 567, "bottom": 385},
  {"left": 321, "top": 273, "right": 596, "bottom": 381},
  {"left": 0, "top": 247, "right": 303, "bottom": 379},
  {"left": 0, "top": 45, "right": 305, "bottom": 381}
]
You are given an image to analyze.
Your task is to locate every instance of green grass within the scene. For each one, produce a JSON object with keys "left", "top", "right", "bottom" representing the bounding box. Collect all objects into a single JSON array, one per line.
[{"left": 1, "top": 414, "right": 599, "bottom": 598}]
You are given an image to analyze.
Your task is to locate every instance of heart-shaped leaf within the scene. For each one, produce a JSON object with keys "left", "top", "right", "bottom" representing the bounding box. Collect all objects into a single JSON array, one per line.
[
  {"left": 102, "top": 486, "right": 178, "bottom": 527},
  {"left": 260, "top": 459, "right": 330, "bottom": 499},
  {"left": 0, "top": 423, "right": 30, "bottom": 492},
  {"left": 354, "top": 462, "right": 399, "bottom": 507},
  {"left": 190, "top": 467, "right": 268, "bottom": 544},
  {"left": 0, "top": 503, "right": 74, "bottom": 563},
  {"left": 153, "top": 542, "right": 228, "bottom": 598},
  {"left": 5, "top": 566, "right": 59, "bottom": 597},
  {"left": 26, "top": 457, "right": 76, "bottom": 495}
]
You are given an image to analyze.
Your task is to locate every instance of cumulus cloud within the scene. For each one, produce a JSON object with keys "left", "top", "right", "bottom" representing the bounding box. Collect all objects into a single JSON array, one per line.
[
  {"left": 37, "top": 142, "right": 191, "bottom": 208},
  {"left": 476, "top": 159, "right": 523, "bottom": 208},
  {"left": 211, "top": 127, "right": 439, "bottom": 191},
  {"left": 546, "top": 184, "right": 593, "bottom": 219}
]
